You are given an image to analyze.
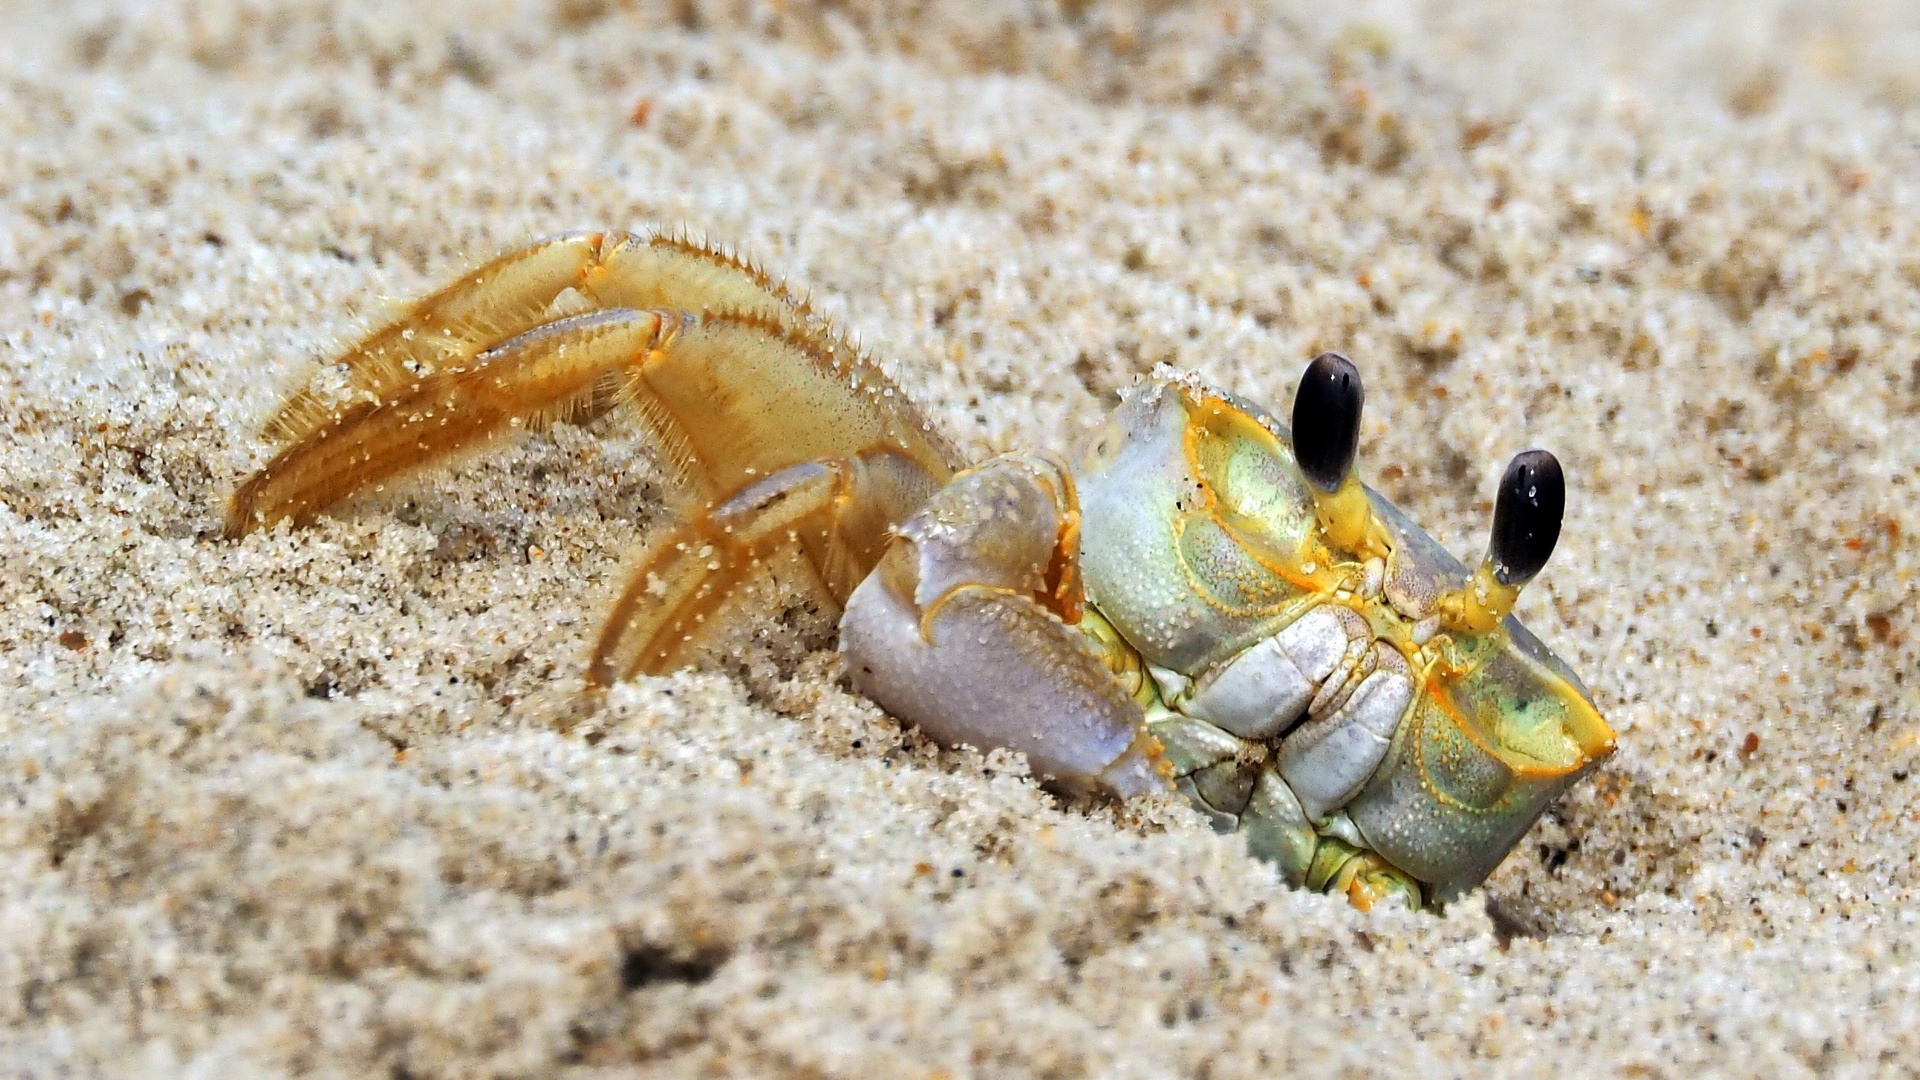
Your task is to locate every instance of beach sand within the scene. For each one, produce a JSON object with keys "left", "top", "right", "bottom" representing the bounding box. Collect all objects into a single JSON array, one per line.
[{"left": 2, "top": 1, "right": 1917, "bottom": 1075}]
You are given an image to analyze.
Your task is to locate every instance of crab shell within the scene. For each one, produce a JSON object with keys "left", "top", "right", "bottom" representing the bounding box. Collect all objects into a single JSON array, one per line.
[
  {"left": 1066, "top": 373, "right": 1613, "bottom": 898},
  {"left": 844, "top": 370, "right": 1613, "bottom": 904}
]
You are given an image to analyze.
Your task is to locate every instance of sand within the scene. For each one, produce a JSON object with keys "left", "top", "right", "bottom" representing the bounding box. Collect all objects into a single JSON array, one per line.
[{"left": 2, "top": 0, "right": 1917, "bottom": 1075}]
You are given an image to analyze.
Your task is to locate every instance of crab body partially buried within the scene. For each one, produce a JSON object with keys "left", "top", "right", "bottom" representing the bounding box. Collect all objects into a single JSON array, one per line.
[{"left": 227, "top": 230, "right": 1614, "bottom": 910}]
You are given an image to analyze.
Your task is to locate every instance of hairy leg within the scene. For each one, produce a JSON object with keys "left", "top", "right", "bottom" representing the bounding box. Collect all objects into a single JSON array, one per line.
[
  {"left": 258, "top": 231, "right": 811, "bottom": 446},
  {"left": 590, "top": 450, "right": 943, "bottom": 683},
  {"left": 227, "top": 309, "right": 679, "bottom": 536},
  {"left": 231, "top": 232, "right": 962, "bottom": 537}
]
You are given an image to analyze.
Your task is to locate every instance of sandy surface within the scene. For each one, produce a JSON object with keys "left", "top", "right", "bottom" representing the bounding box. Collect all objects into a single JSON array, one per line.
[{"left": 3, "top": 1, "right": 1918, "bottom": 1075}]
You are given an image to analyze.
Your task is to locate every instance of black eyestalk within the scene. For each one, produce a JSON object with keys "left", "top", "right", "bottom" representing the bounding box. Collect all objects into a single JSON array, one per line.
[
  {"left": 1488, "top": 449, "right": 1564, "bottom": 586},
  {"left": 1290, "top": 352, "right": 1364, "bottom": 494},
  {"left": 1291, "top": 352, "right": 1390, "bottom": 560}
]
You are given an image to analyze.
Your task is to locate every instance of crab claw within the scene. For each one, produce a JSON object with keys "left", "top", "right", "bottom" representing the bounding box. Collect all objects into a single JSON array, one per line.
[{"left": 839, "top": 452, "right": 1170, "bottom": 798}]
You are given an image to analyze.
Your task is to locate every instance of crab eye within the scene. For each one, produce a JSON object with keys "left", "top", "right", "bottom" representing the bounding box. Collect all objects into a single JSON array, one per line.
[
  {"left": 1290, "top": 352, "right": 1363, "bottom": 493},
  {"left": 1489, "top": 449, "right": 1564, "bottom": 586}
]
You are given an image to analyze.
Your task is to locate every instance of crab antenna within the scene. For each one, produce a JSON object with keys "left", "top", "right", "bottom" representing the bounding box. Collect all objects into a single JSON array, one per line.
[
  {"left": 1292, "top": 353, "right": 1387, "bottom": 559},
  {"left": 1443, "top": 449, "right": 1565, "bottom": 634}
]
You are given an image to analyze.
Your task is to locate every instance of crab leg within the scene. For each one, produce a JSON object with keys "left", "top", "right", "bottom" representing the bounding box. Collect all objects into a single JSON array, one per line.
[
  {"left": 228, "top": 232, "right": 963, "bottom": 538},
  {"left": 226, "top": 308, "right": 682, "bottom": 536},
  {"left": 590, "top": 449, "right": 943, "bottom": 682},
  {"left": 256, "top": 231, "right": 812, "bottom": 446},
  {"left": 838, "top": 453, "right": 1170, "bottom": 798}
]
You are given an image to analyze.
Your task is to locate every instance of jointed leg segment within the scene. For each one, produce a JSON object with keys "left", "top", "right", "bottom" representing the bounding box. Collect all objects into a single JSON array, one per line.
[
  {"left": 226, "top": 308, "right": 683, "bottom": 536},
  {"left": 227, "top": 230, "right": 966, "bottom": 680},
  {"left": 589, "top": 449, "right": 945, "bottom": 683},
  {"left": 256, "top": 230, "right": 815, "bottom": 449}
]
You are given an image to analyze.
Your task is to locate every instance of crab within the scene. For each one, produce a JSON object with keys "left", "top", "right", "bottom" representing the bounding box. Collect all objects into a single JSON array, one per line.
[{"left": 226, "top": 230, "right": 1615, "bottom": 910}]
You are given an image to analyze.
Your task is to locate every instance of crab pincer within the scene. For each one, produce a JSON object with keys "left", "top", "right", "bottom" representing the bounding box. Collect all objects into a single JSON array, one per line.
[{"left": 840, "top": 453, "right": 1169, "bottom": 798}]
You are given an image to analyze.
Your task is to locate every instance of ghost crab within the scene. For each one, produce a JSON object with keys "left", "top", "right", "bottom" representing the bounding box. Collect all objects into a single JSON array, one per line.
[{"left": 227, "top": 230, "right": 1615, "bottom": 909}]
